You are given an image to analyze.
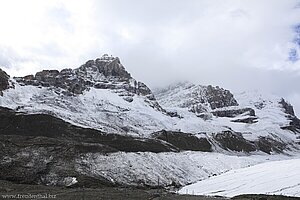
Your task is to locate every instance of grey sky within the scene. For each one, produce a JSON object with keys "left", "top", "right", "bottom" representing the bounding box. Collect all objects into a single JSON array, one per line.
[{"left": 0, "top": 0, "right": 300, "bottom": 115}]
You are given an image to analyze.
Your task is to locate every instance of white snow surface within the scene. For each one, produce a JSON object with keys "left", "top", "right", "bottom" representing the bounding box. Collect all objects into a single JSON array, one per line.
[
  {"left": 179, "top": 158, "right": 300, "bottom": 197},
  {"left": 76, "top": 151, "right": 296, "bottom": 187},
  {"left": 0, "top": 81, "right": 226, "bottom": 135},
  {"left": 0, "top": 80, "right": 297, "bottom": 143},
  {"left": 155, "top": 83, "right": 299, "bottom": 143}
]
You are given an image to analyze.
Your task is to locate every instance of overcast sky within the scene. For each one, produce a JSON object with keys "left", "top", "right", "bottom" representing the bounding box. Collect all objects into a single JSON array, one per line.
[{"left": 0, "top": 0, "right": 300, "bottom": 115}]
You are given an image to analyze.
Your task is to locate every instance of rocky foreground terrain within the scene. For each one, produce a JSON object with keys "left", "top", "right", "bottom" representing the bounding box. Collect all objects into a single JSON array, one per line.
[
  {"left": 0, "top": 54, "right": 300, "bottom": 198},
  {"left": 1, "top": 180, "right": 299, "bottom": 200}
]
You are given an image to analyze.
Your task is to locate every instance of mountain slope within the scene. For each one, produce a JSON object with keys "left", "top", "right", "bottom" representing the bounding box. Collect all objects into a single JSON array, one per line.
[
  {"left": 0, "top": 55, "right": 174, "bottom": 135},
  {"left": 0, "top": 55, "right": 299, "bottom": 154},
  {"left": 154, "top": 82, "right": 300, "bottom": 153},
  {"left": 0, "top": 55, "right": 300, "bottom": 191}
]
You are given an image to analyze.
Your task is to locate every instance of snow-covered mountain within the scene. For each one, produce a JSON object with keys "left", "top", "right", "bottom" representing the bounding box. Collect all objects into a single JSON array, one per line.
[
  {"left": 0, "top": 54, "right": 169, "bottom": 135},
  {"left": 1, "top": 55, "right": 300, "bottom": 193},
  {"left": 154, "top": 81, "right": 300, "bottom": 153},
  {"left": 0, "top": 55, "right": 299, "bottom": 154}
]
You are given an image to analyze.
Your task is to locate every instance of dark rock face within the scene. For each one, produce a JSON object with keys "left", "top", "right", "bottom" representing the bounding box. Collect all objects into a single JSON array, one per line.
[
  {"left": 279, "top": 98, "right": 295, "bottom": 116},
  {"left": 279, "top": 98, "right": 300, "bottom": 133},
  {"left": 213, "top": 130, "right": 288, "bottom": 154},
  {"left": 281, "top": 116, "right": 300, "bottom": 133},
  {"left": 255, "top": 137, "right": 286, "bottom": 154},
  {"left": 213, "top": 131, "right": 256, "bottom": 152},
  {"left": 0, "top": 68, "right": 10, "bottom": 95},
  {"left": 0, "top": 107, "right": 178, "bottom": 153},
  {"left": 16, "top": 68, "right": 88, "bottom": 95},
  {"left": 205, "top": 85, "right": 238, "bottom": 109},
  {"left": 95, "top": 56, "right": 131, "bottom": 79},
  {"left": 152, "top": 130, "right": 212, "bottom": 152},
  {"left": 211, "top": 108, "right": 255, "bottom": 118},
  {"left": 231, "top": 116, "right": 258, "bottom": 124}
]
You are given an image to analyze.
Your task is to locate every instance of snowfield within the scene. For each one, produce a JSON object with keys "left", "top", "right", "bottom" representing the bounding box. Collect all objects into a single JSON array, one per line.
[
  {"left": 179, "top": 158, "right": 300, "bottom": 197},
  {"left": 75, "top": 151, "right": 295, "bottom": 187}
]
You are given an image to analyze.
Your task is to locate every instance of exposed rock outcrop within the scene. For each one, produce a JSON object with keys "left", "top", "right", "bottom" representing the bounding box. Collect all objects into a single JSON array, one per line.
[
  {"left": 213, "top": 131, "right": 256, "bottom": 152},
  {"left": 205, "top": 85, "right": 238, "bottom": 109},
  {"left": 151, "top": 130, "right": 212, "bottom": 152},
  {"left": 15, "top": 55, "right": 132, "bottom": 95},
  {"left": 0, "top": 68, "right": 9, "bottom": 96},
  {"left": 279, "top": 98, "right": 300, "bottom": 133},
  {"left": 231, "top": 116, "right": 258, "bottom": 124},
  {"left": 213, "top": 130, "right": 288, "bottom": 154},
  {"left": 211, "top": 107, "right": 255, "bottom": 118},
  {"left": 279, "top": 98, "right": 295, "bottom": 116},
  {"left": 255, "top": 136, "right": 287, "bottom": 154}
]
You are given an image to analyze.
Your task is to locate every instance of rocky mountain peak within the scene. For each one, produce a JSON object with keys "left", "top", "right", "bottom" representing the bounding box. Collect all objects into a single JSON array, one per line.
[
  {"left": 78, "top": 54, "right": 131, "bottom": 80},
  {"left": 14, "top": 55, "right": 135, "bottom": 94},
  {"left": 9, "top": 55, "right": 165, "bottom": 114}
]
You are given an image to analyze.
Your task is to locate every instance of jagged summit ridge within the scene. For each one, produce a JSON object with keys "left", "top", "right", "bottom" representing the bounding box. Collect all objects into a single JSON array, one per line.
[
  {"left": 79, "top": 54, "right": 131, "bottom": 80},
  {"left": 13, "top": 55, "right": 159, "bottom": 107},
  {"left": 15, "top": 54, "right": 132, "bottom": 94},
  {"left": 0, "top": 55, "right": 171, "bottom": 134}
]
